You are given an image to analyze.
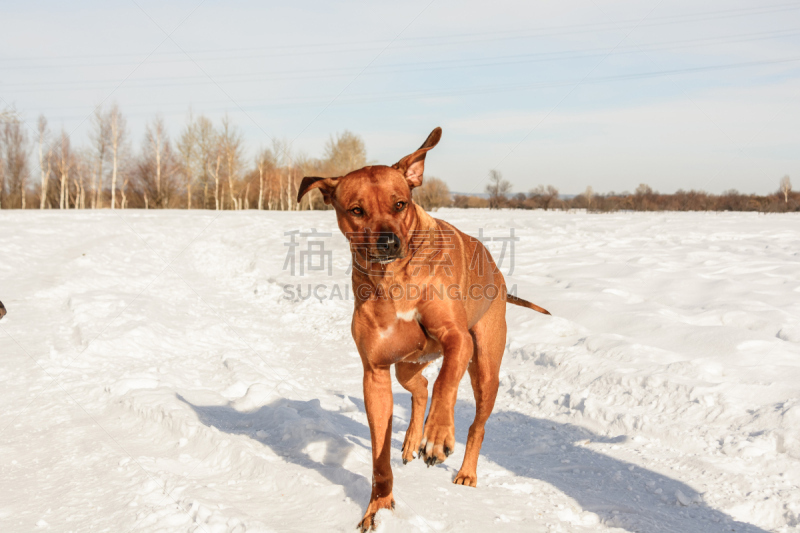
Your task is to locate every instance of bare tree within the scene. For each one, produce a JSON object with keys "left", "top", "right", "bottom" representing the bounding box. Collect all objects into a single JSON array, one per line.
[
  {"left": 195, "top": 116, "right": 217, "bottom": 209},
  {"left": 486, "top": 169, "right": 511, "bottom": 209},
  {"left": 271, "top": 138, "right": 292, "bottom": 211},
  {"left": 120, "top": 175, "right": 129, "bottom": 209},
  {"left": 134, "top": 118, "right": 178, "bottom": 208},
  {"left": 89, "top": 107, "right": 110, "bottom": 208},
  {"left": 1, "top": 119, "right": 30, "bottom": 209},
  {"left": 220, "top": 115, "right": 244, "bottom": 210},
  {"left": 255, "top": 147, "right": 276, "bottom": 210},
  {"left": 54, "top": 131, "right": 73, "bottom": 209},
  {"left": 543, "top": 185, "right": 560, "bottom": 210},
  {"left": 144, "top": 116, "right": 172, "bottom": 207},
  {"left": 453, "top": 194, "right": 489, "bottom": 208},
  {"left": 209, "top": 153, "right": 222, "bottom": 210},
  {"left": 178, "top": 112, "right": 198, "bottom": 209},
  {"left": 584, "top": 185, "right": 594, "bottom": 210},
  {"left": 37, "top": 115, "right": 52, "bottom": 209},
  {"left": 528, "top": 185, "right": 560, "bottom": 210},
  {"left": 323, "top": 130, "right": 367, "bottom": 176},
  {"left": 0, "top": 106, "right": 18, "bottom": 123},
  {"left": 285, "top": 159, "right": 297, "bottom": 211},
  {"left": 108, "top": 104, "right": 127, "bottom": 209},
  {"left": 73, "top": 152, "right": 91, "bottom": 209},
  {"left": 780, "top": 175, "right": 792, "bottom": 204},
  {"left": 0, "top": 106, "right": 400, "bottom": 211},
  {"left": 633, "top": 183, "right": 655, "bottom": 211},
  {"left": 0, "top": 127, "right": 3, "bottom": 208},
  {"left": 413, "top": 176, "right": 451, "bottom": 210}
]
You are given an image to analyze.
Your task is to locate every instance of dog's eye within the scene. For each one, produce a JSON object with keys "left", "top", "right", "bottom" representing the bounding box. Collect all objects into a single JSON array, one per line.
[
  {"left": 350, "top": 207, "right": 364, "bottom": 217},
  {"left": 395, "top": 201, "right": 407, "bottom": 211}
]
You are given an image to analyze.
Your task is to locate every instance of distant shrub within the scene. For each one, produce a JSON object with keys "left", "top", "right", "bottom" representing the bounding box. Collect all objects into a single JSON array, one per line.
[{"left": 413, "top": 177, "right": 451, "bottom": 211}]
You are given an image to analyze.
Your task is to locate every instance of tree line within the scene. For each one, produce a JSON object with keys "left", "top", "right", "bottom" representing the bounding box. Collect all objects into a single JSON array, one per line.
[
  {"left": 0, "top": 105, "right": 367, "bottom": 210},
  {"left": 448, "top": 172, "right": 798, "bottom": 213},
  {"left": 413, "top": 172, "right": 798, "bottom": 213},
  {"left": 1, "top": 105, "right": 796, "bottom": 213}
]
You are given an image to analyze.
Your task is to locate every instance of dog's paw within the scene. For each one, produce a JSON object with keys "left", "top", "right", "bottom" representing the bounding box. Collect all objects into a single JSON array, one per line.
[
  {"left": 357, "top": 495, "right": 395, "bottom": 532},
  {"left": 419, "top": 422, "right": 455, "bottom": 466},
  {"left": 453, "top": 470, "right": 478, "bottom": 487},
  {"left": 401, "top": 427, "right": 423, "bottom": 464}
]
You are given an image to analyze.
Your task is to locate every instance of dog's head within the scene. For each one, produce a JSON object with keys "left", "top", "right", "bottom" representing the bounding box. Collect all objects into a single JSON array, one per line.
[{"left": 297, "top": 127, "right": 441, "bottom": 265}]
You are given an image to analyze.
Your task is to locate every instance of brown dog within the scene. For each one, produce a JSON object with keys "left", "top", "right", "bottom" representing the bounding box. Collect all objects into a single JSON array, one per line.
[{"left": 296, "top": 127, "right": 549, "bottom": 531}]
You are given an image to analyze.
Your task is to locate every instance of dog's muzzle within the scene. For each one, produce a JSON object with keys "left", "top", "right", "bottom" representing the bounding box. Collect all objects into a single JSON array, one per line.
[{"left": 370, "top": 233, "right": 403, "bottom": 264}]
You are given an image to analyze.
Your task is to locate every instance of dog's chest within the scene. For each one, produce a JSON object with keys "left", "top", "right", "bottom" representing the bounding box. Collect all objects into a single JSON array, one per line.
[{"left": 352, "top": 303, "right": 439, "bottom": 366}]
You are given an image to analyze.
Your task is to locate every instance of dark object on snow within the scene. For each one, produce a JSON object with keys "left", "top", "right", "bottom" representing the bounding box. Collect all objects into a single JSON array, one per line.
[{"left": 0, "top": 300, "right": 6, "bottom": 320}]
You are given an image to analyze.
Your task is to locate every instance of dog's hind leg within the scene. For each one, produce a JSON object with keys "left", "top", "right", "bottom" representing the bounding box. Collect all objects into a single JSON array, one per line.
[
  {"left": 454, "top": 299, "right": 506, "bottom": 487},
  {"left": 395, "top": 361, "right": 430, "bottom": 464}
]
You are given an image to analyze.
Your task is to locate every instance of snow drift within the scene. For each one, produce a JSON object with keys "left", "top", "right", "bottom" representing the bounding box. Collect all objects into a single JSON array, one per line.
[{"left": 0, "top": 209, "right": 798, "bottom": 532}]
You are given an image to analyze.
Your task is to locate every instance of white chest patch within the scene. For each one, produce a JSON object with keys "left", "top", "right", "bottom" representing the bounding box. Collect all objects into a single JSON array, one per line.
[
  {"left": 379, "top": 324, "right": 394, "bottom": 339},
  {"left": 396, "top": 308, "right": 420, "bottom": 322}
]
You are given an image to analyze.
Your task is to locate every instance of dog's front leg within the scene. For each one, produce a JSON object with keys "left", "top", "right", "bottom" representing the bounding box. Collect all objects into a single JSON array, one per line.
[
  {"left": 358, "top": 365, "right": 395, "bottom": 531},
  {"left": 420, "top": 326, "right": 473, "bottom": 466}
]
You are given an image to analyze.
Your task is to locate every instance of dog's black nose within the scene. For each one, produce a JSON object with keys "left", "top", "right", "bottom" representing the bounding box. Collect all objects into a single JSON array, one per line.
[{"left": 376, "top": 233, "right": 401, "bottom": 255}]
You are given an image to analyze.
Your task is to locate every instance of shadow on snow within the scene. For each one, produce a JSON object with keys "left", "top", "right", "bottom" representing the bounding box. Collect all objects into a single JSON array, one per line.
[{"left": 179, "top": 392, "right": 768, "bottom": 533}]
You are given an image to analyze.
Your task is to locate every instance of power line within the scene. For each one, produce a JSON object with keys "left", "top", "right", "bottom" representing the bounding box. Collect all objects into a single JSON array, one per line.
[
  {"left": 33, "top": 55, "right": 800, "bottom": 121},
  {"left": 1, "top": 2, "right": 798, "bottom": 69},
  {"left": 4, "top": 28, "right": 800, "bottom": 94}
]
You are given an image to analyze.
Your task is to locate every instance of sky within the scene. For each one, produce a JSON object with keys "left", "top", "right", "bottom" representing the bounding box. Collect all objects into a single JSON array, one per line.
[{"left": 2, "top": 0, "right": 799, "bottom": 195}]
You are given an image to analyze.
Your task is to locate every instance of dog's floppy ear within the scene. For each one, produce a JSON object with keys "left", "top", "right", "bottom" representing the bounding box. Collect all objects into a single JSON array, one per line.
[
  {"left": 392, "top": 127, "right": 442, "bottom": 190},
  {"left": 297, "top": 176, "right": 339, "bottom": 205}
]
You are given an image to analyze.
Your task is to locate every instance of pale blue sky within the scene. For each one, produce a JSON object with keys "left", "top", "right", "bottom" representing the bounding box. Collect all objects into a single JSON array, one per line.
[{"left": 2, "top": 0, "right": 799, "bottom": 194}]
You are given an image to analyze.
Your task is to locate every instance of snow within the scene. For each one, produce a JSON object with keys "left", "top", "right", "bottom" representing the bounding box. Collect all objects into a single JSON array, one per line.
[{"left": 1, "top": 208, "right": 799, "bottom": 532}]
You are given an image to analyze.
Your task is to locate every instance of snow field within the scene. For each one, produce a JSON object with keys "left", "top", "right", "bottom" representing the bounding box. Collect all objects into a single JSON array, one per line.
[{"left": 0, "top": 209, "right": 798, "bottom": 532}]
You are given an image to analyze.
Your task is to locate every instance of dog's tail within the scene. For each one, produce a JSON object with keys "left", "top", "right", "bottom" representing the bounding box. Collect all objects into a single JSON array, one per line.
[
  {"left": 506, "top": 294, "right": 551, "bottom": 315},
  {"left": 0, "top": 300, "right": 6, "bottom": 320}
]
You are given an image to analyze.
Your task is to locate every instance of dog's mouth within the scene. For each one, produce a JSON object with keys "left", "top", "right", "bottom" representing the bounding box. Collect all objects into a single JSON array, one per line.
[{"left": 367, "top": 253, "right": 401, "bottom": 265}]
